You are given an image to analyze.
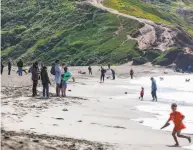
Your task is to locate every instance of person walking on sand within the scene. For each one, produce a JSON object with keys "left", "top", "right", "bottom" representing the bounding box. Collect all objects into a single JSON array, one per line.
[
  {"left": 1, "top": 62, "right": 4, "bottom": 75},
  {"left": 100, "top": 66, "right": 106, "bottom": 83},
  {"left": 161, "top": 103, "right": 191, "bottom": 147},
  {"left": 29, "top": 62, "right": 40, "bottom": 97},
  {"left": 130, "top": 68, "right": 134, "bottom": 79},
  {"left": 55, "top": 60, "right": 61, "bottom": 97},
  {"left": 88, "top": 66, "right": 92, "bottom": 75},
  {"left": 41, "top": 66, "right": 51, "bottom": 99},
  {"left": 139, "top": 87, "right": 144, "bottom": 100},
  {"left": 8, "top": 60, "right": 12, "bottom": 75},
  {"left": 151, "top": 77, "right": 157, "bottom": 101},
  {"left": 61, "top": 67, "right": 72, "bottom": 97},
  {"left": 17, "top": 59, "right": 23, "bottom": 76}
]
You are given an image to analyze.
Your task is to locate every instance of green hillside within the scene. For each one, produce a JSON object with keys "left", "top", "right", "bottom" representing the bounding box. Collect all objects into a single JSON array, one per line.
[
  {"left": 1, "top": 0, "right": 144, "bottom": 65},
  {"left": 104, "top": 0, "right": 193, "bottom": 36}
]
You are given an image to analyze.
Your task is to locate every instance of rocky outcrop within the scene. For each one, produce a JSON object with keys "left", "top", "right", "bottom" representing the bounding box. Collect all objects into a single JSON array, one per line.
[
  {"left": 87, "top": 0, "right": 193, "bottom": 51},
  {"left": 174, "top": 52, "right": 193, "bottom": 70}
]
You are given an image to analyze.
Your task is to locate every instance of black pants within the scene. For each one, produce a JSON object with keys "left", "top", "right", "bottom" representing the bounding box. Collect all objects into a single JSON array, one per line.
[
  {"left": 151, "top": 89, "right": 157, "bottom": 101},
  {"left": 100, "top": 74, "right": 105, "bottom": 82},
  {"left": 89, "top": 70, "right": 92, "bottom": 75},
  {"left": 32, "top": 80, "right": 38, "bottom": 96},
  {"left": 43, "top": 83, "right": 49, "bottom": 97},
  {"left": 1, "top": 68, "right": 4, "bottom": 74},
  {"left": 8, "top": 68, "right": 11, "bottom": 75},
  {"left": 130, "top": 74, "right": 133, "bottom": 79}
]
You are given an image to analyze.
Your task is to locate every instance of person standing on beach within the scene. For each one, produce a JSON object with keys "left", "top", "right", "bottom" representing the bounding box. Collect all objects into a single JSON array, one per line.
[
  {"left": 130, "top": 68, "right": 134, "bottom": 79},
  {"left": 151, "top": 77, "right": 157, "bottom": 101},
  {"left": 100, "top": 66, "right": 106, "bottom": 83},
  {"left": 41, "top": 66, "right": 51, "bottom": 99},
  {"left": 55, "top": 60, "right": 61, "bottom": 97},
  {"left": 111, "top": 69, "right": 115, "bottom": 80},
  {"left": 8, "top": 60, "right": 12, "bottom": 75},
  {"left": 88, "top": 66, "right": 92, "bottom": 75},
  {"left": 29, "top": 62, "right": 40, "bottom": 97},
  {"left": 61, "top": 67, "right": 72, "bottom": 97},
  {"left": 139, "top": 87, "right": 144, "bottom": 100},
  {"left": 1, "top": 62, "right": 4, "bottom": 75},
  {"left": 17, "top": 59, "right": 23, "bottom": 76},
  {"left": 161, "top": 103, "right": 191, "bottom": 146}
]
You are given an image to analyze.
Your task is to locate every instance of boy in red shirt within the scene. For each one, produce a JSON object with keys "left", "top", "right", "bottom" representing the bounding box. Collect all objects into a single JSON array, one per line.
[
  {"left": 161, "top": 103, "right": 191, "bottom": 146},
  {"left": 139, "top": 87, "right": 144, "bottom": 100}
]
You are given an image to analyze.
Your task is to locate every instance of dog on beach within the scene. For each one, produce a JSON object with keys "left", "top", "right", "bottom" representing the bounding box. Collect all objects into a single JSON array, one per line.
[
  {"left": 185, "top": 79, "right": 190, "bottom": 82},
  {"left": 160, "top": 77, "right": 164, "bottom": 81}
]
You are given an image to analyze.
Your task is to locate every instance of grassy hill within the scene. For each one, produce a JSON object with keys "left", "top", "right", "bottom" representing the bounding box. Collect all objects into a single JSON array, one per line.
[
  {"left": 104, "top": 0, "right": 193, "bottom": 36},
  {"left": 1, "top": 0, "right": 144, "bottom": 65},
  {"left": 1, "top": 0, "right": 193, "bottom": 66}
]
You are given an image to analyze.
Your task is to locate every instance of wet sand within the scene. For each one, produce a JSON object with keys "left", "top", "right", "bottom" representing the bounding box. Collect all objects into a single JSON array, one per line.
[{"left": 1, "top": 64, "right": 191, "bottom": 150}]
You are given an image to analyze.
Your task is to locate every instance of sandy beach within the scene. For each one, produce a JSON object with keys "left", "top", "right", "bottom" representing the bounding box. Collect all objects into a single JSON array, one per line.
[{"left": 1, "top": 64, "right": 192, "bottom": 150}]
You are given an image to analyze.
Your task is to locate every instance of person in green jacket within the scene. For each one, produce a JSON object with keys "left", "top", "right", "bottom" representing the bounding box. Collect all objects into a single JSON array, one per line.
[
  {"left": 17, "top": 59, "right": 23, "bottom": 76},
  {"left": 61, "top": 67, "right": 71, "bottom": 97}
]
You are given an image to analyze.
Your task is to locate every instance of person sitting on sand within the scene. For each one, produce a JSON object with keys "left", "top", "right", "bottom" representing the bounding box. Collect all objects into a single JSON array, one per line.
[
  {"left": 61, "top": 67, "right": 72, "bottom": 97},
  {"left": 151, "top": 77, "right": 157, "bottom": 101},
  {"left": 41, "top": 66, "right": 51, "bottom": 99},
  {"left": 55, "top": 60, "right": 61, "bottom": 97},
  {"left": 29, "top": 62, "right": 40, "bottom": 97},
  {"left": 161, "top": 103, "right": 191, "bottom": 147},
  {"left": 100, "top": 66, "right": 106, "bottom": 83},
  {"left": 139, "top": 87, "right": 144, "bottom": 100}
]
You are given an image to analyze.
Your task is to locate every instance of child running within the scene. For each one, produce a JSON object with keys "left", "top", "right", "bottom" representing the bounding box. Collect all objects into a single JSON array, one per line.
[
  {"left": 61, "top": 67, "right": 72, "bottom": 97},
  {"left": 139, "top": 87, "right": 144, "bottom": 100},
  {"left": 161, "top": 103, "right": 191, "bottom": 146}
]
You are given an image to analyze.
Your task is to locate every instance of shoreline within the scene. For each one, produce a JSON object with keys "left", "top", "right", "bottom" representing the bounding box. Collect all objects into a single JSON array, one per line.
[{"left": 1, "top": 65, "right": 193, "bottom": 150}]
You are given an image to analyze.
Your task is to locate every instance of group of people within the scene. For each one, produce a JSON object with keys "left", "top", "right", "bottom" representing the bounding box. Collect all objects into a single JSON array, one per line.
[
  {"left": 29, "top": 60, "right": 72, "bottom": 98},
  {"left": 1, "top": 59, "right": 26, "bottom": 76},
  {"left": 1, "top": 60, "right": 12, "bottom": 75}
]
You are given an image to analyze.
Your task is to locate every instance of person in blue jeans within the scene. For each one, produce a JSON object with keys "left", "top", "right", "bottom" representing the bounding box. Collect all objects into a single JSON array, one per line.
[
  {"left": 151, "top": 77, "right": 157, "bottom": 101},
  {"left": 17, "top": 59, "right": 23, "bottom": 76}
]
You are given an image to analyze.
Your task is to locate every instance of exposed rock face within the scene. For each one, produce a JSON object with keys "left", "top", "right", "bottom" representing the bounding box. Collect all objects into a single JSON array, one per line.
[
  {"left": 174, "top": 53, "right": 193, "bottom": 70},
  {"left": 87, "top": 0, "right": 193, "bottom": 51}
]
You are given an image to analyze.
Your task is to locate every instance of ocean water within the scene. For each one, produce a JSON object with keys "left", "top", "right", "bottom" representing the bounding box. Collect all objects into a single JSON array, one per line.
[{"left": 130, "top": 74, "right": 193, "bottom": 149}]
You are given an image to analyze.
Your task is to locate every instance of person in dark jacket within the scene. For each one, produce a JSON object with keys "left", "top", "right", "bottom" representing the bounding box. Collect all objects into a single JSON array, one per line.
[
  {"left": 29, "top": 62, "right": 39, "bottom": 97},
  {"left": 130, "top": 68, "right": 134, "bottom": 79},
  {"left": 1, "top": 62, "right": 4, "bottom": 75},
  {"left": 41, "top": 66, "right": 51, "bottom": 98},
  {"left": 17, "top": 59, "right": 23, "bottom": 76},
  {"left": 151, "top": 77, "right": 157, "bottom": 101},
  {"left": 100, "top": 66, "right": 106, "bottom": 83},
  {"left": 111, "top": 69, "right": 115, "bottom": 80},
  {"left": 8, "top": 60, "right": 12, "bottom": 75},
  {"left": 88, "top": 66, "right": 92, "bottom": 75}
]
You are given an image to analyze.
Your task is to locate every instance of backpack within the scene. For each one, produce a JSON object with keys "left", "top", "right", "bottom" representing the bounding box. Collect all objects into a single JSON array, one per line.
[{"left": 50, "top": 65, "right": 55, "bottom": 75}]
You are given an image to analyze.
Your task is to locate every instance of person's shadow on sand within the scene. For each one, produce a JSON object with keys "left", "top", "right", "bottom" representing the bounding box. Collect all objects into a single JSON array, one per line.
[{"left": 166, "top": 145, "right": 181, "bottom": 148}]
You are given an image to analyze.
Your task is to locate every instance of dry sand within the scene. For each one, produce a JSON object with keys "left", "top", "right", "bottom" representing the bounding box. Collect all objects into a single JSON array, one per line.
[{"left": 1, "top": 63, "right": 192, "bottom": 150}]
